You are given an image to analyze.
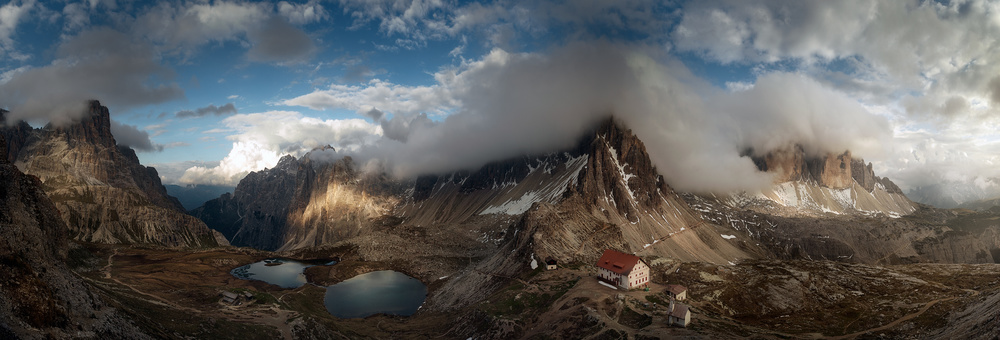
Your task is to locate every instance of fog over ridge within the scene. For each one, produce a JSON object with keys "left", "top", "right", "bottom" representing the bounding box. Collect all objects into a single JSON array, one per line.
[{"left": 273, "top": 41, "right": 890, "bottom": 193}]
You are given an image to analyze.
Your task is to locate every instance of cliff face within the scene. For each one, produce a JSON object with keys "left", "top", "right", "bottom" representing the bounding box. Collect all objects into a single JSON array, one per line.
[
  {"left": 193, "top": 155, "right": 300, "bottom": 250},
  {"left": 3, "top": 101, "right": 217, "bottom": 247},
  {"left": 0, "top": 109, "right": 34, "bottom": 164},
  {"left": 0, "top": 135, "right": 148, "bottom": 339},
  {"left": 279, "top": 155, "right": 401, "bottom": 251},
  {"left": 851, "top": 158, "right": 877, "bottom": 192},
  {"left": 752, "top": 146, "right": 853, "bottom": 189},
  {"left": 746, "top": 146, "right": 915, "bottom": 217}
]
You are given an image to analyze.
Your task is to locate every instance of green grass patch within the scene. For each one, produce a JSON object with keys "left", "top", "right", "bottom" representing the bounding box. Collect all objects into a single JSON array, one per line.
[
  {"left": 480, "top": 277, "right": 579, "bottom": 319},
  {"left": 591, "top": 328, "right": 627, "bottom": 340},
  {"left": 644, "top": 293, "right": 668, "bottom": 306},
  {"left": 618, "top": 306, "right": 652, "bottom": 329},
  {"left": 278, "top": 285, "right": 330, "bottom": 318},
  {"left": 226, "top": 288, "right": 282, "bottom": 307}
]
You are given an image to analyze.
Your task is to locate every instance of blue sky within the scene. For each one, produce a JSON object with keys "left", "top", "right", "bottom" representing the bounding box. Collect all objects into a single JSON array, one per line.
[{"left": 3, "top": 0, "right": 1000, "bottom": 203}]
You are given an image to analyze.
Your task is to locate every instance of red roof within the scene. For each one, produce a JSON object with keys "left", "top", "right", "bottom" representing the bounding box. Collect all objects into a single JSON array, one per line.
[{"left": 596, "top": 249, "right": 643, "bottom": 275}]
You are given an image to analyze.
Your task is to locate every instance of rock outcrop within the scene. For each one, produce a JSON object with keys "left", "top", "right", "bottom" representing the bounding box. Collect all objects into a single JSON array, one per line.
[
  {"left": 2, "top": 101, "right": 217, "bottom": 247},
  {"left": 0, "top": 109, "right": 34, "bottom": 164},
  {"left": 851, "top": 158, "right": 877, "bottom": 192},
  {"left": 746, "top": 146, "right": 915, "bottom": 217},
  {"left": 280, "top": 155, "right": 401, "bottom": 250},
  {"left": 751, "top": 146, "right": 854, "bottom": 189},
  {"left": 193, "top": 155, "right": 300, "bottom": 250},
  {"left": 194, "top": 148, "right": 402, "bottom": 251},
  {"left": 0, "top": 134, "right": 149, "bottom": 339}
]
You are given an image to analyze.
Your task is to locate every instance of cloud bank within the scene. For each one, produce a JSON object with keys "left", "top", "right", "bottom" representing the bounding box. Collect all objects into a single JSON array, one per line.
[
  {"left": 175, "top": 103, "right": 238, "bottom": 118},
  {"left": 256, "top": 42, "right": 889, "bottom": 193},
  {"left": 179, "top": 111, "right": 382, "bottom": 185},
  {"left": 110, "top": 120, "right": 162, "bottom": 152},
  {"left": 0, "top": 28, "right": 183, "bottom": 125},
  {"left": 671, "top": 0, "right": 1000, "bottom": 203}
]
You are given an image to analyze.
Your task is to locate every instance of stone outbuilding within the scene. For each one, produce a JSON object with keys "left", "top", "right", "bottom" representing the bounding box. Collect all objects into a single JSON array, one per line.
[
  {"left": 545, "top": 258, "right": 558, "bottom": 270},
  {"left": 667, "top": 301, "right": 691, "bottom": 327},
  {"left": 666, "top": 284, "right": 688, "bottom": 301},
  {"left": 221, "top": 291, "right": 239, "bottom": 305},
  {"left": 596, "top": 249, "right": 650, "bottom": 289}
]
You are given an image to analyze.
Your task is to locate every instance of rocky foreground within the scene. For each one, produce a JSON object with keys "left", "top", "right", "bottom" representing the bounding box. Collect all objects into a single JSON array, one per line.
[
  {"left": 0, "top": 135, "right": 148, "bottom": 339},
  {"left": 47, "top": 242, "right": 1000, "bottom": 340}
]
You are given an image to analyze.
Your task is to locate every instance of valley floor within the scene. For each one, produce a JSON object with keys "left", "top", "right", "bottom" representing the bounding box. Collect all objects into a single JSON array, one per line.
[{"left": 69, "top": 243, "right": 1000, "bottom": 339}]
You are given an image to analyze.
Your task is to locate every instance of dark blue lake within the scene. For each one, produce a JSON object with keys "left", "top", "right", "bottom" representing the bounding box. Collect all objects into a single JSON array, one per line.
[
  {"left": 231, "top": 260, "right": 427, "bottom": 318},
  {"left": 323, "top": 270, "right": 428, "bottom": 318},
  {"left": 230, "top": 258, "right": 334, "bottom": 289}
]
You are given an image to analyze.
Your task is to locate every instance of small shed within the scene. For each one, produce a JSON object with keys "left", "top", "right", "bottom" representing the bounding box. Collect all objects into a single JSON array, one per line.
[
  {"left": 221, "top": 291, "right": 239, "bottom": 304},
  {"left": 667, "top": 301, "right": 691, "bottom": 327},
  {"left": 545, "top": 258, "right": 558, "bottom": 270},
  {"left": 666, "top": 284, "right": 688, "bottom": 301}
]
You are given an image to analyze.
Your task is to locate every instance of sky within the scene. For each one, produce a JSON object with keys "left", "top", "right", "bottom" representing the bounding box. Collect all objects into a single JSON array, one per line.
[{"left": 2, "top": 0, "right": 1000, "bottom": 204}]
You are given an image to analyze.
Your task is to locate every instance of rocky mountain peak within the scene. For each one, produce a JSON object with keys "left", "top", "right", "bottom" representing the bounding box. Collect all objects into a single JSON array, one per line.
[
  {"left": 2, "top": 100, "right": 218, "bottom": 247},
  {"left": 572, "top": 117, "right": 665, "bottom": 211},
  {"left": 851, "top": 158, "right": 877, "bottom": 192},
  {"left": 750, "top": 146, "right": 853, "bottom": 189},
  {"left": 48, "top": 100, "right": 116, "bottom": 148},
  {"left": 274, "top": 154, "right": 300, "bottom": 172},
  {"left": 0, "top": 108, "right": 35, "bottom": 164}
]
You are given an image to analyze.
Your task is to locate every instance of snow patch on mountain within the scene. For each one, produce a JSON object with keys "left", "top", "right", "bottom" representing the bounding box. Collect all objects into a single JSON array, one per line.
[{"left": 480, "top": 154, "right": 589, "bottom": 215}]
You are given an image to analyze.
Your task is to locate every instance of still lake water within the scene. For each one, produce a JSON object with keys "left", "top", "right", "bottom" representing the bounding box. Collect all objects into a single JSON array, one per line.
[
  {"left": 324, "top": 270, "right": 428, "bottom": 318},
  {"left": 230, "top": 258, "right": 332, "bottom": 289},
  {"left": 231, "top": 260, "right": 426, "bottom": 318}
]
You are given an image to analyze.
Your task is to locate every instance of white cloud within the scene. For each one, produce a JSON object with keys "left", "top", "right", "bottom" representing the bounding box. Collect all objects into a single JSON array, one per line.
[
  {"left": 178, "top": 111, "right": 382, "bottom": 185},
  {"left": 175, "top": 103, "right": 237, "bottom": 118},
  {"left": 247, "top": 16, "right": 316, "bottom": 63},
  {"left": 180, "top": 140, "right": 283, "bottom": 186},
  {"left": 110, "top": 119, "right": 162, "bottom": 152},
  {"left": 280, "top": 42, "right": 889, "bottom": 193},
  {"left": 0, "top": 0, "right": 35, "bottom": 55},
  {"left": 0, "top": 28, "right": 183, "bottom": 125},
  {"left": 671, "top": 0, "right": 1000, "bottom": 202},
  {"left": 61, "top": 2, "right": 89, "bottom": 31},
  {"left": 283, "top": 78, "right": 456, "bottom": 117},
  {"left": 0, "top": 65, "right": 30, "bottom": 84},
  {"left": 338, "top": 0, "right": 674, "bottom": 50},
  {"left": 278, "top": 0, "right": 328, "bottom": 25},
  {"left": 135, "top": 1, "right": 315, "bottom": 63},
  {"left": 672, "top": 0, "right": 1000, "bottom": 118},
  {"left": 134, "top": 1, "right": 261, "bottom": 51}
]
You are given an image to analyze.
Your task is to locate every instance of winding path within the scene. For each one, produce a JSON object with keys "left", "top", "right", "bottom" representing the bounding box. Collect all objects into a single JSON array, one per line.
[
  {"left": 89, "top": 249, "right": 296, "bottom": 340},
  {"left": 830, "top": 296, "right": 954, "bottom": 339}
]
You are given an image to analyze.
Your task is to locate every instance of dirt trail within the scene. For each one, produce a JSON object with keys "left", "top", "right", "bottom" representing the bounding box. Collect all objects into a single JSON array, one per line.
[
  {"left": 575, "top": 223, "right": 614, "bottom": 256},
  {"left": 691, "top": 306, "right": 820, "bottom": 339},
  {"left": 95, "top": 250, "right": 185, "bottom": 309},
  {"left": 830, "top": 296, "right": 955, "bottom": 339},
  {"left": 91, "top": 249, "right": 296, "bottom": 340},
  {"left": 693, "top": 292, "right": 963, "bottom": 340}
]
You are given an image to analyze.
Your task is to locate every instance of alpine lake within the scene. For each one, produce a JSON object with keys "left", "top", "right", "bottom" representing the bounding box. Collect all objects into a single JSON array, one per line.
[{"left": 231, "top": 259, "right": 427, "bottom": 318}]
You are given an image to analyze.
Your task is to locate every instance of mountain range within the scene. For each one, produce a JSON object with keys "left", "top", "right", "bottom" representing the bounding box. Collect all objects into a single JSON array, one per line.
[{"left": 4, "top": 103, "right": 1000, "bottom": 338}]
